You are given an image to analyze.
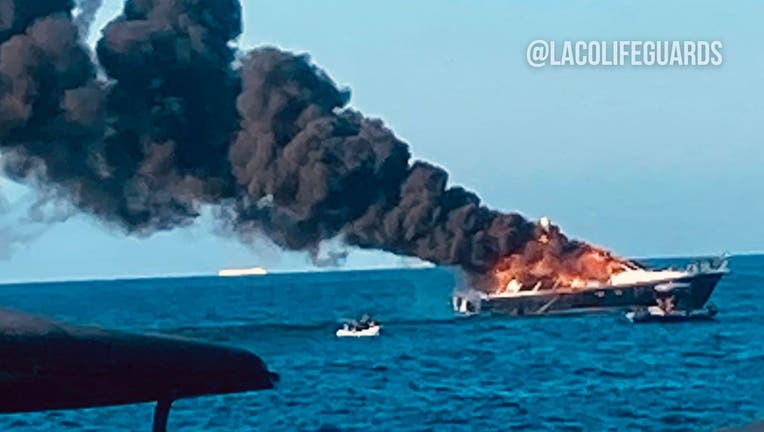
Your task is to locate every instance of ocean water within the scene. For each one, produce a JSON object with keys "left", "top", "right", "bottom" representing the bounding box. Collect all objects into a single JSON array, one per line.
[{"left": 1, "top": 255, "right": 763, "bottom": 431}]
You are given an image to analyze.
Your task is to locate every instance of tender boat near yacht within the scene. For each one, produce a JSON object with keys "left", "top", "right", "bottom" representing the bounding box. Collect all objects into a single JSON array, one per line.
[
  {"left": 453, "top": 256, "right": 729, "bottom": 316},
  {"left": 625, "top": 304, "right": 719, "bottom": 323}
]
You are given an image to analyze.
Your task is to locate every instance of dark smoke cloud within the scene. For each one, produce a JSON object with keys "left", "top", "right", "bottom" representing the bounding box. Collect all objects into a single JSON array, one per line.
[
  {"left": 0, "top": 0, "right": 610, "bottom": 284},
  {"left": 91, "top": 0, "right": 242, "bottom": 232},
  {"left": 0, "top": 1, "right": 103, "bottom": 224},
  {"left": 228, "top": 48, "right": 536, "bottom": 273},
  {"left": 0, "top": 0, "right": 241, "bottom": 235}
]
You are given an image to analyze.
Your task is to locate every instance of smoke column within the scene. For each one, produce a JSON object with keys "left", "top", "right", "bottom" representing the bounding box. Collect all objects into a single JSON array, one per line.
[{"left": 0, "top": 0, "right": 629, "bottom": 289}]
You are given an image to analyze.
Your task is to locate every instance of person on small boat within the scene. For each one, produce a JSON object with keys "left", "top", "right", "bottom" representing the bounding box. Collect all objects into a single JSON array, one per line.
[
  {"left": 357, "top": 314, "right": 374, "bottom": 330},
  {"left": 665, "top": 296, "right": 675, "bottom": 313},
  {"left": 654, "top": 290, "right": 677, "bottom": 315},
  {"left": 340, "top": 315, "right": 377, "bottom": 333},
  {"left": 656, "top": 297, "right": 674, "bottom": 313}
]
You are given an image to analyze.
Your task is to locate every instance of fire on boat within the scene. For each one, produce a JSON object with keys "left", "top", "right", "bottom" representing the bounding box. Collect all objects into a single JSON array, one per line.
[{"left": 453, "top": 256, "right": 729, "bottom": 317}]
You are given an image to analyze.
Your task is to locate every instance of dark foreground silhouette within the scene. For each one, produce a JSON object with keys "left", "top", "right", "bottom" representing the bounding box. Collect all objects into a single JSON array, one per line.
[{"left": 0, "top": 308, "right": 277, "bottom": 431}]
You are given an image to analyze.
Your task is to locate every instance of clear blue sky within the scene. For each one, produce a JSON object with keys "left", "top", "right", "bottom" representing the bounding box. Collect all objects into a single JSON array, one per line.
[{"left": 0, "top": 0, "right": 761, "bottom": 282}]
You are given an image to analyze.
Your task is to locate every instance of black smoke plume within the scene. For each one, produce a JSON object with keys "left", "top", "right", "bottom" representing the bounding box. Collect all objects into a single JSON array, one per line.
[
  {"left": 0, "top": 0, "right": 619, "bottom": 285},
  {"left": 227, "top": 47, "right": 538, "bottom": 273}
]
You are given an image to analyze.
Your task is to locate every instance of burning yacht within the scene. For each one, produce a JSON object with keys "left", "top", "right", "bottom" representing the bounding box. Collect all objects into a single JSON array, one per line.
[{"left": 453, "top": 256, "right": 729, "bottom": 316}]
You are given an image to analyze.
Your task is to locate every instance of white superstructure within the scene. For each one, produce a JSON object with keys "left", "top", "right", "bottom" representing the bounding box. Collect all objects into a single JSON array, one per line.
[{"left": 488, "top": 256, "right": 729, "bottom": 299}]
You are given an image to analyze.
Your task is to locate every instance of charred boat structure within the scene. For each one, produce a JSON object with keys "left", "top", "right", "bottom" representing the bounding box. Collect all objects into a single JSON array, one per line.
[{"left": 453, "top": 257, "right": 729, "bottom": 316}]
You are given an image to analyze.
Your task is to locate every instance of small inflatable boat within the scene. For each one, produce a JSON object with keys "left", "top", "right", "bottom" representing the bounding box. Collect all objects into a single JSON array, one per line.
[
  {"left": 336, "top": 315, "right": 381, "bottom": 337},
  {"left": 335, "top": 324, "right": 381, "bottom": 338},
  {"left": 625, "top": 304, "right": 718, "bottom": 323}
]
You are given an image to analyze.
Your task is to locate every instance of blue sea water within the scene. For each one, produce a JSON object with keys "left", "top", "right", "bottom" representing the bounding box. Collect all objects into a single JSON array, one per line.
[{"left": 1, "top": 255, "right": 763, "bottom": 431}]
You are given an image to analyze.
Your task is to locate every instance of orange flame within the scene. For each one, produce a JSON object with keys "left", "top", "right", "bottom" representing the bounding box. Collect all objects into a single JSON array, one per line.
[{"left": 489, "top": 221, "right": 634, "bottom": 293}]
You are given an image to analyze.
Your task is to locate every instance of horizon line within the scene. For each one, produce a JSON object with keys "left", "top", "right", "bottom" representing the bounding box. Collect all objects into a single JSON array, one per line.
[{"left": 0, "top": 250, "right": 759, "bottom": 287}]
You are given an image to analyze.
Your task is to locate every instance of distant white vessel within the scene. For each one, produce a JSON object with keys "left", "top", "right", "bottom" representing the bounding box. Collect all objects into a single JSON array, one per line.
[{"left": 218, "top": 267, "right": 268, "bottom": 277}]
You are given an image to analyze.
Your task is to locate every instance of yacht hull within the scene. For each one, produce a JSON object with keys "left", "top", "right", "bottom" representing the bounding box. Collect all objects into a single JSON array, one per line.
[{"left": 454, "top": 271, "right": 725, "bottom": 317}]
